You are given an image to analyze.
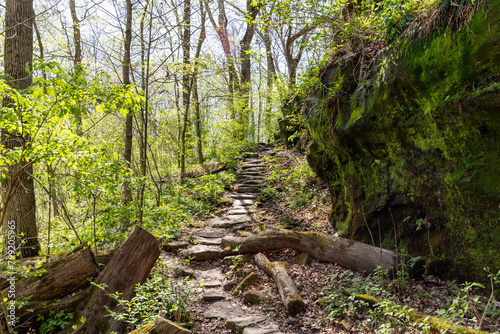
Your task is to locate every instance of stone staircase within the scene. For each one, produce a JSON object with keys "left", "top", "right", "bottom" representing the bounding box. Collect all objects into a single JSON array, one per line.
[{"left": 163, "top": 145, "right": 284, "bottom": 334}]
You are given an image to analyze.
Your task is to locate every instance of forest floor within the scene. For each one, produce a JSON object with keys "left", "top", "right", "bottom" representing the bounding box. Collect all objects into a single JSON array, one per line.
[{"left": 161, "top": 145, "right": 500, "bottom": 334}]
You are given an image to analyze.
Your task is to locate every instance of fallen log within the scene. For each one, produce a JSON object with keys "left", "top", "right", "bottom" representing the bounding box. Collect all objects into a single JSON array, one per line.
[
  {"left": 128, "top": 317, "right": 190, "bottom": 334},
  {"left": 254, "top": 253, "right": 305, "bottom": 316},
  {"left": 3, "top": 243, "right": 99, "bottom": 302},
  {"left": 221, "top": 229, "right": 398, "bottom": 275},
  {"left": 350, "top": 293, "right": 490, "bottom": 334},
  {"left": 72, "top": 225, "right": 161, "bottom": 334}
]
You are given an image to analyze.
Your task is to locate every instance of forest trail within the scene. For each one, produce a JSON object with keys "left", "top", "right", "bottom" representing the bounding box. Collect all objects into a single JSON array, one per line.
[{"left": 162, "top": 145, "right": 289, "bottom": 333}]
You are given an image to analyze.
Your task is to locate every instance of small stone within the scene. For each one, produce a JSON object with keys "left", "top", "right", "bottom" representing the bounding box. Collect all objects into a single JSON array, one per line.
[
  {"left": 203, "top": 289, "right": 226, "bottom": 301},
  {"left": 233, "top": 199, "right": 255, "bottom": 207},
  {"left": 233, "top": 272, "right": 260, "bottom": 295},
  {"left": 176, "top": 267, "right": 196, "bottom": 278},
  {"left": 294, "top": 253, "right": 312, "bottom": 266},
  {"left": 223, "top": 281, "right": 237, "bottom": 291},
  {"left": 243, "top": 290, "right": 264, "bottom": 305}
]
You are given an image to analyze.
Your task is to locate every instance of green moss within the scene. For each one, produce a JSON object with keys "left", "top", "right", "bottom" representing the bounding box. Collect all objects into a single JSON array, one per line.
[{"left": 302, "top": 2, "right": 500, "bottom": 282}]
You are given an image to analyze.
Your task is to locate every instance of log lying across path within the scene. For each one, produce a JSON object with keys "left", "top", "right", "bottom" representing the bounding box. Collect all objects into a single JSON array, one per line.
[
  {"left": 254, "top": 253, "right": 305, "bottom": 316},
  {"left": 221, "top": 229, "right": 398, "bottom": 275},
  {"left": 11, "top": 225, "right": 160, "bottom": 334},
  {"left": 2, "top": 243, "right": 99, "bottom": 302},
  {"left": 73, "top": 225, "right": 161, "bottom": 334}
]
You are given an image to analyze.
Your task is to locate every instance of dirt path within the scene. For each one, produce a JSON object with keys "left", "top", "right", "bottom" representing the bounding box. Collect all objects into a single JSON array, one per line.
[{"left": 161, "top": 146, "right": 337, "bottom": 333}]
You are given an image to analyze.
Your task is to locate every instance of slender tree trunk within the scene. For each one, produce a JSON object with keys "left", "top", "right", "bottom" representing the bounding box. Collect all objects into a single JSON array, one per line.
[
  {"left": 121, "top": 0, "right": 133, "bottom": 231},
  {"left": 1, "top": 0, "right": 41, "bottom": 259},
  {"left": 138, "top": 1, "right": 151, "bottom": 225},
  {"left": 180, "top": 0, "right": 191, "bottom": 179},
  {"left": 238, "top": 0, "right": 260, "bottom": 139},
  {"left": 193, "top": 0, "right": 206, "bottom": 165},
  {"left": 70, "top": 0, "right": 84, "bottom": 136}
]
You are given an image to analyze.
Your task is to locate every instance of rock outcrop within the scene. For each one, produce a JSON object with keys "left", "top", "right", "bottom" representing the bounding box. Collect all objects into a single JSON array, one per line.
[{"left": 297, "top": 1, "right": 500, "bottom": 281}]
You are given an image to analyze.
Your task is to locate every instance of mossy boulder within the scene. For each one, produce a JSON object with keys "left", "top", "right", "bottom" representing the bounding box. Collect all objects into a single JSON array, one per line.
[{"left": 300, "top": 2, "right": 500, "bottom": 282}]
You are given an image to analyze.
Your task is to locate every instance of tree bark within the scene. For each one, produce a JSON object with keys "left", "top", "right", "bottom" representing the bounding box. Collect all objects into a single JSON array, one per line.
[
  {"left": 254, "top": 253, "right": 305, "bottom": 316},
  {"left": 2, "top": 0, "right": 41, "bottom": 259},
  {"left": 70, "top": 0, "right": 84, "bottom": 136},
  {"left": 4, "top": 243, "right": 99, "bottom": 302},
  {"left": 193, "top": 0, "right": 206, "bottom": 165},
  {"left": 180, "top": 0, "right": 191, "bottom": 179},
  {"left": 121, "top": 0, "right": 134, "bottom": 231},
  {"left": 72, "top": 225, "right": 161, "bottom": 334},
  {"left": 221, "top": 229, "right": 399, "bottom": 275}
]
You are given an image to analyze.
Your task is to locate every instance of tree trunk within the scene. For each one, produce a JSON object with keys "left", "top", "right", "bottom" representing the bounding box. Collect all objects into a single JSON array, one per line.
[
  {"left": 221, "top": 229, "right": 399, "bottom": 275},
  {"left": 180, "top": 0, "right": 191, "bottom": 179},
  {"left": 4, "top": 243, "right": 99, "bottom": 303},
  {"left": 72, "top": 225, "right": 161, "bottom": 334},
  {"left": 121, "top": 0, "right": 134, "bottom": 231},
  {"left": 2, "top": 0, "right": 41, "bottom": 259},
  {"left": 70, "top": 0, "right": 84, "bottom": 136},
  {"left": 237, "top": 0, "right": 260, "bottom": 139},
  {"left": 193, "top": 0, "right": 206, "bottom": 165},
  {"left": 254, "top": 253, "right": 305, "bottom": 316}
]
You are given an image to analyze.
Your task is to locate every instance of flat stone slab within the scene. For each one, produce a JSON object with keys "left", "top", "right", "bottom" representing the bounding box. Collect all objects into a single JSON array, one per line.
[
  {"left": 203, "top": 281, "right": 223, "bottom": 289},
  {"left": 196, "top": 237, "right": 222, "bottom": 245},
  {"left": 236, "top": 187, "right": 260, "bottom": 194},
  {"left": 233, "top": 199, "right": 255, "bottom": 207},
  {"left": 199, "top": 268, "right": 226, "bottom": 282},
  {"left": 228, "top": 208, "right": 255, "bottom": 215},
  {"left": 242, "top": 180, "right": 263, "bottom": 185},
  {"left": 182, "top": 245, "right": 220, "bottom": 261},
  {"left": 225, "top": 214, "right": 253, "bottom": 221},
  {"left": 239, "top": 171, "right": 263, "bottom": 176},
  {"left": 242, "top": 164, "right": 264, "bottom": 169},
  {"left": 226, "top": 316, "right": 267, "bottom": 333},
  {"left": 209, "top": 215, "right": 251, "bottom": 225},
  {"left": 243, "top": 325, "right": 283, "bottom": 334},
  {"left": 212, "top": 220, "right": 246, "bottom": 228},
  {"left": 203, "top": 289, "right": 226, "bottom": 301},
  {"left": 162, "top": 241, "right": 190, "bottom": 252},
  {"left": 203, "top": 301, "right": 245, "bottom": 319},
  {"left": 194, "top": 228, "right": 229, "bottom": 238},
  {"left": 229, "top": 193, "right": 258, "bottom": 200}
]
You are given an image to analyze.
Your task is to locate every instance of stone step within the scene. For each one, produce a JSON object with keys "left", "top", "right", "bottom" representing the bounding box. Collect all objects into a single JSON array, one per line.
[
  {"left": 233, "top": 199, "right": 255, "bottom": 207},
  {"left": 194, "top": 228, "right": 231, "bottom": 238},
  {"left": 195, "top": 237, "right": 222, "bottom": 245},
  {"left": 240, "top": 180, "right": 263, "bottom": 185},
  {"left": 226, "top": 316, "right": 267, "bottom": 333},
  {"left": 229, "top": 193, "right": 258, "bottom": 200},
  {"left": 209, "top": 215, "right": 252, "bottom": 225},
  {"left": 244, "top": 152, "right": 259, "bottom": 159},
  {"left": 182, "top": 245, "right": 220, "bottom": 261},
  {"left": 236, "top": 186, "right": 260, "bottom": 193},
  {"left": 203, "top": 301, "right": 245, "bottom": 319},
  {"left": 227, "top": 208, "right": 255, "bottom": 215},
  {"left": 239, "top": 170, "right": 264, "bottom": 176},
  {"left": 241, "top": 163, "right": 265, "bottom": 169},
  {"left": 243, "top": 325, "right": 283, "bottom": 334},
  {"left": 203, "top": 289, "right": 226, "bottom": 301}
]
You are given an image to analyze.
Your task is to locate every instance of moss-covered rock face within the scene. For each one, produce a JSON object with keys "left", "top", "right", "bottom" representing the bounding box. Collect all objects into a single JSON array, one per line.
[{"left": 301, "top": 2, "right": 500, "bottom": 282}]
